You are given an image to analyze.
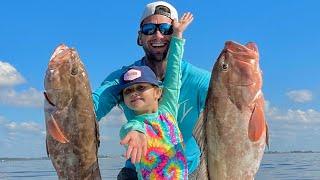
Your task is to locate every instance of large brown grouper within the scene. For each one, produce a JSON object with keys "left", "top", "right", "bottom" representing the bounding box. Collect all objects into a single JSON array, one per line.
[
  {"left": 44, "top": 44, "right": 101, "bottom": 180},
  {"left": 193, "top": 41, "right": 269, "bottom": 180}
]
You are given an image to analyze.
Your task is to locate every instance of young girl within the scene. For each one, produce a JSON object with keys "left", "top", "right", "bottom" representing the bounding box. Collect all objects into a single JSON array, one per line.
[{"left": 117, "top": 13, "right": 193, "bottom": 179}]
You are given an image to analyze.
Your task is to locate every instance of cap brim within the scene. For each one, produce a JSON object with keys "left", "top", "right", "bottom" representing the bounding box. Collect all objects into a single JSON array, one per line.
[{"left": 116, "top": 81, "right": 159, "bottom": 95}]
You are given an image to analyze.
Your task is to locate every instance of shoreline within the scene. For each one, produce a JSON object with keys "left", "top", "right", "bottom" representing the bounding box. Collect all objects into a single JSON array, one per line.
[{"left": 1, "top": 151, "right": 319, "bottom": 161}]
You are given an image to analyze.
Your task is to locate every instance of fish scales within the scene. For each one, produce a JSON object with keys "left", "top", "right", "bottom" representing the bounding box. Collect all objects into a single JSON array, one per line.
[
  {"left": 44, "top": 44, "right": 101, "bottom": 180},
  {"left": 193, "top": 41, "right": 268, "bottom": 180}
]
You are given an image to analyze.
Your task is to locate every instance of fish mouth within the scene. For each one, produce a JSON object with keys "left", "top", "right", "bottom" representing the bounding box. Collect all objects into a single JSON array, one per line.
[
  {"left": 237, "top": 58, "right": 256, "bottom": 66},
  {"left": 49, "top": 44, "right": 70, "bottom": 61},
  {"left": 229, "top": 59, "right": 258, "bottom": 87},
  {"left": 48, "top": 45, "right": 75, "bottom": 70}
]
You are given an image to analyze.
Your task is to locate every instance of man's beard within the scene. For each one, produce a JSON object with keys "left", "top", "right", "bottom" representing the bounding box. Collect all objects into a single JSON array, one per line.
[{"left": 143, "top": 47, "right": 169, "bottom": 62}]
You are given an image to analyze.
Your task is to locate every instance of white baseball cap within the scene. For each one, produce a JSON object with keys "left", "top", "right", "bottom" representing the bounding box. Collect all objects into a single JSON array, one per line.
[{"left": 140, "top": 1, "right": 178, "bottom": 23}]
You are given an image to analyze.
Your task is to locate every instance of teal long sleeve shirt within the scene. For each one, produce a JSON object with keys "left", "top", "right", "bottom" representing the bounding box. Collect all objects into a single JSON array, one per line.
[{"left": 92, "top": 38, "right": 211, "bottom": 174}]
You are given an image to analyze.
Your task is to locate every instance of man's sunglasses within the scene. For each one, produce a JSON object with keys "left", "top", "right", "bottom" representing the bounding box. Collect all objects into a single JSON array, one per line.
[{"left": 140, "top": 23, "right": 173, "bottom": 35}]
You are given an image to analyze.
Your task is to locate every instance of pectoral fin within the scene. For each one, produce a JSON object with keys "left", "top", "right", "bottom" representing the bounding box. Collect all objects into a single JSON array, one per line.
[
  {"left": 47, "top": 114, "right": 69, "bottom": 143},
  {"left": 248, "top": 105, "right": 266, "bottom": 142}
]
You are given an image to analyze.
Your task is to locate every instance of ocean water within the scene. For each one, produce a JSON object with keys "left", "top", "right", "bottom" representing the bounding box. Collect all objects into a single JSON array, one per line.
[
  {"left": 0, "top": 153, "right": 319, "bottom": 180},
  {"left": 255, "top": 153, "right": 320, "bottom": 180}
]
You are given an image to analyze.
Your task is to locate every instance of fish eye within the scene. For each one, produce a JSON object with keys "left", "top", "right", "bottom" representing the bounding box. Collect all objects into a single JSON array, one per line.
[
  {"left": 221, "top": 62, "right": 229, "bottom": 71},
  {"left": 218, "top": 54, "right": 229, "bottom": 71},
  {"left": 71, "top": 67, "right": 78, "bottom": 75}
]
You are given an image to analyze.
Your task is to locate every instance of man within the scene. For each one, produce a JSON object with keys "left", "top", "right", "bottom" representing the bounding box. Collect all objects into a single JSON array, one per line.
[{"left": 92, "top": 1, "right": 210, "bottom": 179}]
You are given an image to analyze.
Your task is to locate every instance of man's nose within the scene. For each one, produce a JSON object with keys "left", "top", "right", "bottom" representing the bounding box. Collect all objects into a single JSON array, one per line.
[{"left": 154, "top": 29, "right": 164, "bottom": 38}]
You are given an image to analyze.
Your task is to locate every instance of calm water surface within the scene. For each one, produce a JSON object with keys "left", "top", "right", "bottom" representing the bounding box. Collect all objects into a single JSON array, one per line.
[
  {"left": 256, "top": 153, "right": 320, "bottom": 180},
  {"left": 1, "top": 153, "right": 319, "bottom": 179}
]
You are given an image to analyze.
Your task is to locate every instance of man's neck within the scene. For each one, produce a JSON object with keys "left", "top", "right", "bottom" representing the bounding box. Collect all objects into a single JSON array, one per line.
[{"left": 143, "top": 57, "right": 167, "bottom": 81}]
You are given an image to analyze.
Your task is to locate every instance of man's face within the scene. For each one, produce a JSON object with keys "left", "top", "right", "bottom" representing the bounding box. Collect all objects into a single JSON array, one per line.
[{"left": 139, "top": 15, "right": 172, "bottom": 62}]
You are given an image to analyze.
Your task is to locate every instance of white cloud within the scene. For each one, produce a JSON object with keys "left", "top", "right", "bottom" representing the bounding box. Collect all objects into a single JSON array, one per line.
[
  {"left": 0, "top": 61, "right": 25, "bottom": 87},
  {"left": 100, "top": 135, "right": 111, "bottom": 142},
  {"left": 264, "top": 100, "right": 320, "bottom": 151},
  {"left": 98, "top": 107, "right": 127, "bottom": 156},
  {"left": 4, "top": 121, "right": 42, "bottom": 133},
  {"left": 21, "top": 122, "right": 42, "bottom": 132},
  {"left": 0, "top": 116, "right": 42, "bottom": 135},
  {"left": 100, "top": 107, "right": 127, "bottom": 127},
  {"left": 286, "top": 89, "right": 313, "bottom": 103},
  {"left": 5, "top": 122, "right": 17, "bottom": 130},
  {"left": 0, "top": 115, "right": 45, "bottom": 157},
  {"left": 0, "top": 61, "right": 43, "bottom": 108},
  {"left": 265, "top": 102, "right": 320, "bottom": 124},
  {"left": 264, "top": 100, "right": 277, "bottom": 116},
  {"left": 0, "top": 87, "right": 43, "bottom": 108},
  {"left": 0, "top": 116, "right": 7, "bottom": 124}
]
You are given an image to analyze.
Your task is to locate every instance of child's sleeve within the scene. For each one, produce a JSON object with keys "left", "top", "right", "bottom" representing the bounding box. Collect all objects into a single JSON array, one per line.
[
  {"left": 119, "top": 119, "right": 145, "bottom": 140},
  {"left": 160, "top": 36, "right": 185, "bottom": 117}
]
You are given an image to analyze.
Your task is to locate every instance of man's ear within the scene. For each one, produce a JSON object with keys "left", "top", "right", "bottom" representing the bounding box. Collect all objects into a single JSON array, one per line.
[{"left": 137, "top": 31, "right": 142, "bottom": 46}]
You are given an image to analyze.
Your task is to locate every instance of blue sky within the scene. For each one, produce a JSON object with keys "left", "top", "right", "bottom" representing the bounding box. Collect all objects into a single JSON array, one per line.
[{"left": 0, "top": 0, "right": 319, "bottom": 158}]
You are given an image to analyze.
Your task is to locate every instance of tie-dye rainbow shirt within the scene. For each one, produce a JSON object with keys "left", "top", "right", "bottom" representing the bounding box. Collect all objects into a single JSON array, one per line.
[{"left": 136, "top": 112, "right": 188, "bottom": 180}]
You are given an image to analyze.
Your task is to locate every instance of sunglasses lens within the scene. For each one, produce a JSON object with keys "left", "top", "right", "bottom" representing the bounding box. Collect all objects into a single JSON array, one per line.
[
  {"left": 141, "top": 24, "right": 156, "bottom": 35},
  {"left": 141, "top": 23, "right": 173, "bottom": 35},
  {"left": 159, "top": 23, "right": 173, "bottom": 35}
]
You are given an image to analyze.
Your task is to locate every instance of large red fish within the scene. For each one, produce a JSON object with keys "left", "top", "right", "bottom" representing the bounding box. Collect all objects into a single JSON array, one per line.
[
  {"left": 44, "top": 44, "right": 101, "bottom": 179},
  {"left": 193, "top": 41, "right": 269, "bottom": 179}
]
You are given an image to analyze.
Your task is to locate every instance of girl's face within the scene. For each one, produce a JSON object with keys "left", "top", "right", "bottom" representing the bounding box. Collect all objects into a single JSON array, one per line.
[{"left": 123, "top": 83, "right": 162, "bottom": 115}]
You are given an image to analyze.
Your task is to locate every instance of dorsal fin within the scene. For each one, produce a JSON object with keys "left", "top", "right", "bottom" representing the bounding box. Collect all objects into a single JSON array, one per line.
[
  {"left": 192, "top": 112, "right": 209, "bottom": 178},
  {"left": 193, "top": 112, "right": 206, "bottom": 152}
]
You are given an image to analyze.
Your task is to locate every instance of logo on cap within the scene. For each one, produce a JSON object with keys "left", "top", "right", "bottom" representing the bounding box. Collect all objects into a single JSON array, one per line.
[
  {"left": 124, "top": 69, "right": 141, "bottom": 81},
  {"left": 154, "top": 5, "right": 171, "bottom": 18}
]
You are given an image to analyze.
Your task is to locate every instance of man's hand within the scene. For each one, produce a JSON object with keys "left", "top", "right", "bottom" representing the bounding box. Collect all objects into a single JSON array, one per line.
[
  {"left": 172, "top": 12, "right": 194, "bottom": 38},
  {"left": 120, "top": 131, "right": 147, "bottom": 164}
]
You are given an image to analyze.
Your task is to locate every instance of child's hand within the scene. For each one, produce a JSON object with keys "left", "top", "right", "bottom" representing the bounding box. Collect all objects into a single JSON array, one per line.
[
  {"left": 120, "top": 131, "right": 147, "bottom": 164},
  {"left": 172, "top": 12, "right": 194, "bottom": 38}
]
